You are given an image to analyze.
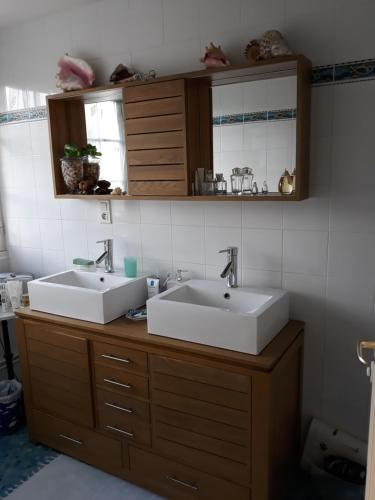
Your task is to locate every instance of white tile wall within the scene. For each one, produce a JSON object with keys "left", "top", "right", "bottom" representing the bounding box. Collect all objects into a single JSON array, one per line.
[{"left": 0, "top": 0, "right": 374, "bottom": 441}]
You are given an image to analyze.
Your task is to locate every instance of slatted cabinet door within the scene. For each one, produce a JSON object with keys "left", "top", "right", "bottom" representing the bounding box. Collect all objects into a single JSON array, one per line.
[{"left": 124, "top": 78, "right": 212, "bottom": 196}]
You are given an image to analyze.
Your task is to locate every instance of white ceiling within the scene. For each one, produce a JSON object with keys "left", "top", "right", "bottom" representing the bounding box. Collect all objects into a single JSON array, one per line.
[{"left": 0, "top": 0, "right": 97, "bottom": 28}]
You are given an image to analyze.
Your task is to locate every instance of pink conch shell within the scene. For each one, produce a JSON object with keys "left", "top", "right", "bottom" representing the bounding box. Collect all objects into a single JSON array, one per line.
[
  {"left": 56, "top": 54, "right": 95, "bottom": 91},
  {"left": 200, "top": 42, "right": 230, "bottom": 68}
]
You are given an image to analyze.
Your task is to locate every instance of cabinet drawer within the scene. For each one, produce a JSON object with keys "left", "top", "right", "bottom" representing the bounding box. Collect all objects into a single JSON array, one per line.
[
  {"left": 31, "top": 409, "right": 123, "bottom": 472},
  {"left": 98, "top": 406, "right": 151, "bottom": 447},
  {"left": 125, "top": 96, "right": 184, "bottom": 119},
  {"left": 126, "top": 114, "right": 184, "bottom": 135},
  {"left": 151, "top": 355, "right": 250, "bottom": 393},
  {"left": 93, "top": 341, "right": 147, "bottom": 374},
  {"left": 127, "top": 148, "right": 185, "bottom": 166},
  {"left": 95, "top": 364, "right": 149, "bottom": 399},
  {"left": 125, "top": 80, "right": 184, "bottom": 103},
  {"left": 126, "top": 131, "right": 185, "bottom": 151},
  {"left": 25, "top": 321, "right": 88, "bottom": 353},
  {"left": 129, "top": 180, "right": 187, "bottom": 196},
  {"left": 129, "top": 447, "right": 250, "bottom": 500},
  {"left": 96, "top": 388, "right": 150, "bottom": 423}
]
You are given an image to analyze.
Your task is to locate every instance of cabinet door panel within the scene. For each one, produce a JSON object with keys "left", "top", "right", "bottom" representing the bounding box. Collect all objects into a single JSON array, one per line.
[
  {"left": 125, "top": 97, "right": 183, "bottom": 119},
  {"left": 125, "top": 80, "right": 184, "bottom": 103}
]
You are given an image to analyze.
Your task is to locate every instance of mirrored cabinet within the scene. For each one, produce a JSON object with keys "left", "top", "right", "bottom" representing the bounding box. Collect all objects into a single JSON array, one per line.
[{"left": 47, "top": 54, "right": 311, "bottom": 201}]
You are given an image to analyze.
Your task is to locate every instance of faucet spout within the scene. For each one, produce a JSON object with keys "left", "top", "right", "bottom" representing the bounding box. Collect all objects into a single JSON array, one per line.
[
  {"left": 218, "top": 246, "right": 238, "bottom": 288},
  {"left": 96, "top": 239, "right": 114, "bottom": 273}
]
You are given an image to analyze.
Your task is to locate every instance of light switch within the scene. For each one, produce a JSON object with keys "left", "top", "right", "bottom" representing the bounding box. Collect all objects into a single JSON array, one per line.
[{"left": 98, "top": 201, "right": 112, "bottom": 224}]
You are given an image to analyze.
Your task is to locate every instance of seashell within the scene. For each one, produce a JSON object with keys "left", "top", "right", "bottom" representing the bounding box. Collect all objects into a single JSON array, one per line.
[
  {"left": 109, "top": 64, "right": 135, "bottom": 84},
  {"left": 56, "top": 54, "right": 95, "bottom": 92},
  {"left": 245, "top": 40, "right": 261, "bottom": 63},
  {"left": 112, "top": 186, "right": 122, "bottom": 195},
  {"left": 200, "top": 42, "right": 230, "bottom": 68}
]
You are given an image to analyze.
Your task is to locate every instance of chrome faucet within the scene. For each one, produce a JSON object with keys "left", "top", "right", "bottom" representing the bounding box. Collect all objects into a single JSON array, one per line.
[
  {"left": 219, "top": 246, "right": 238, "bottom": 288},
  {"left": 96, "top": 239, "right": 114, "bottom": 273}
]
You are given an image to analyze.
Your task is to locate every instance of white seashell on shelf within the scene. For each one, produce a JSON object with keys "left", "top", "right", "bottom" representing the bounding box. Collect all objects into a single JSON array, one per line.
[{"left": 56, "top": 54, "right": 95, "bottom": 91}]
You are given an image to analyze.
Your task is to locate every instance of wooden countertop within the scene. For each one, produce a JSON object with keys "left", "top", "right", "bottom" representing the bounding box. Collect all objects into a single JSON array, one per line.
[{"left": 16, "top": 308, "right": 304, "bottom": 372}]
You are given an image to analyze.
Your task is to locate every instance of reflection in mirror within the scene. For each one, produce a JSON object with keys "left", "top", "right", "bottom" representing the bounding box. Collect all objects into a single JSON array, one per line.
[
  {"left": 84, "top": 101, "right": 126, "bottom": 191},
  {"left": 212, "top": 75, "right": 297, "bottom": 194}
]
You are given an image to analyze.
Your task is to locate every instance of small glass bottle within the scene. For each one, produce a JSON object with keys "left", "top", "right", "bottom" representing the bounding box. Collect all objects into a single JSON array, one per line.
[
  {"left": 252, "top": 181, "right": 259, "bottom": 195},
  {"left": 202, "top": 170, "right": 215, "bottom": 195},
  {"left": 278, "top": 169, "right": 293, "bottom": 195},
  {"left": 241, "top": 167, "right": 254, "bottom": 194},
  {"left": 230, "top": 167, "right": 243, "bottom": 195},
  {"left": 262, "top": 181, "right": 269, "bottom": 194},
  {"left": 215, "top": 173, "right": 227, "bottom": 195}
]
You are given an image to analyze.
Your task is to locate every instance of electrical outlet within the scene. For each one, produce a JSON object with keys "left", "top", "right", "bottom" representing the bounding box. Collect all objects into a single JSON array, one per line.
[{"left": 98, "top": 201, "right": 112, "bottom": 224}]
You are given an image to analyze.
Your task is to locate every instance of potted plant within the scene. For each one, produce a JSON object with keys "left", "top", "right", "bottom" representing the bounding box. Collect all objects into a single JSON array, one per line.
[
  {"left": 82, "top": 144, "right": 102, "bottom": 188},
  {"left": 60, "top": 144, "right": 84, "bottom": 193}
]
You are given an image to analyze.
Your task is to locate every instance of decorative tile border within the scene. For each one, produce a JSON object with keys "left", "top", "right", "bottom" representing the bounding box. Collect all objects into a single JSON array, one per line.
[
  {"left": 0, "top": 106, "right": 47, "bottom": 125},
  {"left": 313, "top": 58, "right": 375, "bottom": 85},
  {"left": 214, "top": 108, "right": 296, "bottom": 126},
  {"left": 1, "top": 57, "right": 375, "bottom": 126}
]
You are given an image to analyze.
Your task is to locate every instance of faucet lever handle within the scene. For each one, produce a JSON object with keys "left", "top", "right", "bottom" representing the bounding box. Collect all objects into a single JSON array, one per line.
[{"left": 218, "top": 248, "right": 230, "bottom": 254}]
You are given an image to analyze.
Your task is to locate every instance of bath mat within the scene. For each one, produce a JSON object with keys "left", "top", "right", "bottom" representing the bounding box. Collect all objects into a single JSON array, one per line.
[{"left": 0, "top": 426, "right": 58, "bottom": 498}]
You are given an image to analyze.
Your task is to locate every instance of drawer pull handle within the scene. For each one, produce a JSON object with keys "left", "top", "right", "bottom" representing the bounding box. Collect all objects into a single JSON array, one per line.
[
  {"left": 58, "top": 434, "right": 83, "bottom": 446},
  {"left": 166, "top": 475, "right": 198, "bottom": 491},
  {"left": 101, "top": 354, "right": 131, "bottom": 364},
  {"left": 105, "top": 402, "right": 134, "bottom": 414},
  {"left": 103, "top": 378, "right": 132, "bottom": 390},
  {"left": 106, "top": 425, "right": 134, "bottom": 438}
]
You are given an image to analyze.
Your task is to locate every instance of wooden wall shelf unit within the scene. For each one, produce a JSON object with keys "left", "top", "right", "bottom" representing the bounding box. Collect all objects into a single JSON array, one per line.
[
  {"left": 47, "top": 54, "right": 311, "bottom": 202},
  {"left": 16, "top": 308, "right": 304, "bottom": 500}
]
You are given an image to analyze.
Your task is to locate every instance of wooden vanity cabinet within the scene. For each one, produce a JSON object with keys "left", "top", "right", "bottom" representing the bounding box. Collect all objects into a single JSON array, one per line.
[{"left": 16, "top": 312, "right": 304, "bottom": 500}]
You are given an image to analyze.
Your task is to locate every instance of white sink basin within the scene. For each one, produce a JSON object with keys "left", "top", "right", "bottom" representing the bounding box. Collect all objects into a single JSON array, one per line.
[
  {"left": 28, "top": 270, "right": 147, "bottom": 324},
  {"left": 147, "top": 280, "right": 289, "bottom": 354}
]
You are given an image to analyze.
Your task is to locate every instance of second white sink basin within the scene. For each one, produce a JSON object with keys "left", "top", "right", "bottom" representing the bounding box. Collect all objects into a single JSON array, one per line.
[
  {"left": 147, "top": 280, "right": 289, "bottom": 354},
  {"left": 28, "top": 270, "right": 147, "bottom": 324}
]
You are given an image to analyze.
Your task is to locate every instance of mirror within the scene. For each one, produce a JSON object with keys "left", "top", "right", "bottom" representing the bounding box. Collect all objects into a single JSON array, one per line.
[
  {"left": 212, "top": 75, "right": 297, "bottom": 194},
  {"left": 84, "top": 100, "right": 127, "bottom": 191}
]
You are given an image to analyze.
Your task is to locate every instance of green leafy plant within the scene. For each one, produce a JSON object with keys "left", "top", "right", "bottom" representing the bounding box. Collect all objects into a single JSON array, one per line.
[
  {"left": 81, "top": 143, "right": 102, "bottom": 158},
  {"left": 63, "top": 143, "right": 81, "bottom": 158},
  {"left": 63, "top": 143, "right": 102, "bottom": 158}
]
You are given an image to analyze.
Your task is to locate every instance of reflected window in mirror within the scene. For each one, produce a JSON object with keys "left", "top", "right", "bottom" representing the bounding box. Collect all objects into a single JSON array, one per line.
[
  {"left": 84, "top": 101, "right": 127, "bottom": 191},
  {"left": 212, "top": 75, "right": 297, "bottom": 194}
]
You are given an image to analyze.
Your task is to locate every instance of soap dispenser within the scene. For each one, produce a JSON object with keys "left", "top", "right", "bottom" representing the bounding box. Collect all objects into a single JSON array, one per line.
[{"left": 166, "top": 269, "right": 189, "bottom": 289}]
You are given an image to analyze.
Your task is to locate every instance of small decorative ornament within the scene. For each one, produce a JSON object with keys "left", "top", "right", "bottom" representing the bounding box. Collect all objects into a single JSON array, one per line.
[
  {"left": 109, "top": 64, "right": 135, "bottom": 84},
  {"left": 112, "top": 186, "right": 122, "bottom": 195},
  {"left": 95, "top": 180, "right": 112, "bottom": 195},
  {"left": 278, "top": 169, "right": 294, "bottom": 195},
  {"left": 200, "top": 43, "right": 230, "bottom": 68},
  {"left": 245, "top": 30, "right": 292, "bottom": 63},
  {"left": 56, "top": 54, "right": 95, "bottom": 91},
  {"left": 262, "top": 181, "right": 269, "bottom": 194},
  {"left": 252, "top": 181, "right": 259, "bottom": 195}
]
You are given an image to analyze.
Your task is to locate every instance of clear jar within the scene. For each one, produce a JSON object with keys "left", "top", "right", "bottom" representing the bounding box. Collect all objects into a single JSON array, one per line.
[
  {"left": 230, "top": 167, "right": 243, "bottom": 194},
  {"left": 215, "top": 173, "right": 227, "bottom": 195},
  {"left": 241, "top": 167, "right": 254, "bottom": 194}
]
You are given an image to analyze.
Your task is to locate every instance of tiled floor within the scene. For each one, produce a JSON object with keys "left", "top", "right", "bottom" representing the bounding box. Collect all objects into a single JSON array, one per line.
[{"left": 0, "top": 427, "right": 364, "bottom": 500}]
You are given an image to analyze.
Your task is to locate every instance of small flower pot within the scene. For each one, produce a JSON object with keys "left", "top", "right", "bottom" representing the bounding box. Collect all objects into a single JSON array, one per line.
[
  {"left": 83, "top": 156, "right": 100, "bottom": 188},
  {"left": 60, "top": 157, "right": 84, "bottom": 193}
]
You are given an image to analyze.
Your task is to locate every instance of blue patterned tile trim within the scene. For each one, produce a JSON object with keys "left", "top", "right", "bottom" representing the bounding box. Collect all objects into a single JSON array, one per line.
[
  {"left": 312, "top": 65, "right": 334, "bottom": 85},
  {"left": 334, "top": 59, "right": 375, "bottom": 82},
  {"left": 214, "top": 108, "right": 296, "bottom": 126},
  {"left": 0, "top": 106, "right": 47, "bottom": 125}
]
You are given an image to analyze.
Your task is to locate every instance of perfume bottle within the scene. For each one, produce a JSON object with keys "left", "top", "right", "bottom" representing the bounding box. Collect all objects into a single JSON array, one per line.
[
  {"left": 202, "top": 170, "right": 215, "bottom": 195},
  {"left": 230, "top": 167, "right": 243, "bottom": 194},
  {"left": 278, "top": 169, "right": 293, "bottom": 195},
  {"left": 215, "top": 173, "right": 227, "bottom": 195},
  {"left": 262, "top": 181, "right": 269, "bottom": 194},
  {"left": 241, "top": 167, "right": 254, "bottom": 194},
  {"left": 252, "top": 181, "right": 259, "bottom": 195}
]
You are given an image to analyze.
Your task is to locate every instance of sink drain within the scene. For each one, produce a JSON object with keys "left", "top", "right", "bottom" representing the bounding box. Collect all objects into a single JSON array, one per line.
[{"left": 223, "top": 292, "right": 231, "bottom": 299}]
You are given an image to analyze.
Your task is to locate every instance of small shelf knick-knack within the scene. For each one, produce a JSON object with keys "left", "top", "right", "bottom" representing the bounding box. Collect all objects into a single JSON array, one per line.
[
  {"left": 262, "top": 181, "right": 269, "bottom": 194},
  {"left": 278, "top": 169, "right": 293, "bottom": 195}
]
